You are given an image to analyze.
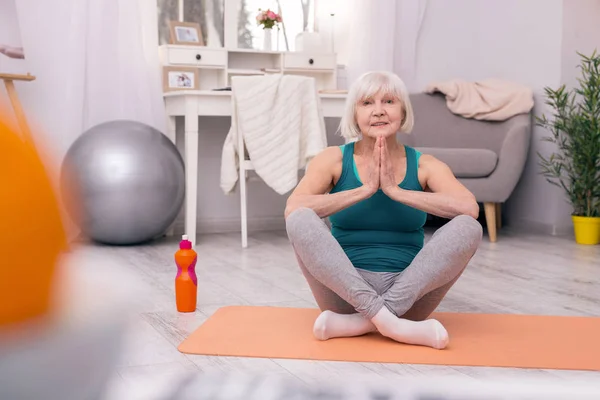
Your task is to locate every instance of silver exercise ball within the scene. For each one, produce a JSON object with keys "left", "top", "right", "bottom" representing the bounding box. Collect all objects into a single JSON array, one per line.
[{"left": 61, "top": 120, "right": 185, "bottom": 245}]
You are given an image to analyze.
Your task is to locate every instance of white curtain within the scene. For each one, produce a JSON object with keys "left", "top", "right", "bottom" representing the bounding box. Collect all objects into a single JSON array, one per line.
[
  {"left": 13, "top": 0, "right": 165, "bottom": 161},
  {"left": 394, "top": 0, "right": 428, "bottom": 91},
  {"left": 341, "top": 0, "right": 428, "bottom": 91},
  {"left": 5, "top": 0, "right": 164, "bottom": 240},
  {"left": 0, "top": 0, "right": 29, "bottom": 124}
]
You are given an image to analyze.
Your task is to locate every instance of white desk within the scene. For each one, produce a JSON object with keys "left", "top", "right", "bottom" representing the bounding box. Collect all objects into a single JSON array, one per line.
[{"left": 163, "top": 90, "right": 347, "bottom": 246}]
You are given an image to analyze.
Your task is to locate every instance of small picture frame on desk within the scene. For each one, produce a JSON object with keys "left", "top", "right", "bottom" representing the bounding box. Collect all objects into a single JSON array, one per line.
[
  {"left": 169, "top": 21, "right": 204, "bottom": 46},
  {"left": 163, "top": 66, "right": 199, "bottom": 92}
]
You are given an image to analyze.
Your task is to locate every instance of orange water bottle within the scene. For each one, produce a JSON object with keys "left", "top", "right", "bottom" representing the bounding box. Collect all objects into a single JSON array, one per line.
[{"left": 175, "top": 234, "right": 197, "bottom": 312}]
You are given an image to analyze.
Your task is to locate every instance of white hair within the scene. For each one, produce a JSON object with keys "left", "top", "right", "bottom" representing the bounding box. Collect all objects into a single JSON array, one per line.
[{"left": 338, "top": 71, "right": 414, "bottom": 141}]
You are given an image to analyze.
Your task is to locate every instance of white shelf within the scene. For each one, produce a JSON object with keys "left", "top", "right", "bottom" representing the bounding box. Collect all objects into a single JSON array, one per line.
[
  {"left": 159, "top": 45, "right": 338, "bottom": 92},
  {"left": 227, "top": 69, "right": 266, "bottom": 75},
  {"left": 195, "top": 65, "right": 227, "bottom": 70},
  {"left": 283, "top": 68, "right": 336, "bottom": 73},
  {"left": 164, "top": 90, "right": 231, "bottom": 98},
  {"left": 226, "top": 48, "right": 337, "bottom": 56},
  {"left": 227, "top": 48, "right": 282, "bottom": 55}
]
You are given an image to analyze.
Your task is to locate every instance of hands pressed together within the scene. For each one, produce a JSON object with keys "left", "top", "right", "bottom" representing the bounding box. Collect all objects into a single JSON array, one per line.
[{"left": 362, "top": 136, "right": 401, "bottom": 197}]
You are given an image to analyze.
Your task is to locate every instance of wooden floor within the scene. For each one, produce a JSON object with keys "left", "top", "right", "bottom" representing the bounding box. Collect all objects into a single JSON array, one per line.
[{"left": 81, "top": 226, "right": 600, "bottom": 399}]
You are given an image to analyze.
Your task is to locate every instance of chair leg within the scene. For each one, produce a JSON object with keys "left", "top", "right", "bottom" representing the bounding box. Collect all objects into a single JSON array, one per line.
[
  {"left": 236, "top": 110, "right": 248, "bottom": 248},
  {"left": 240, "top": 170, "right": 248, "bottom": 248},
  {"left": 484, "top": 202, "right": 497, "bottom": 243}
]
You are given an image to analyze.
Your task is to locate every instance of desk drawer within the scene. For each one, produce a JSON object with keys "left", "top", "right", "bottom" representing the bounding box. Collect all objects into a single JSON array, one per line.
[
  {"left": 168, "top": 47, "right": 227, "bottom": 67},
  {"left": 283, "top": 53, "right": 335, "bottom": 70}
]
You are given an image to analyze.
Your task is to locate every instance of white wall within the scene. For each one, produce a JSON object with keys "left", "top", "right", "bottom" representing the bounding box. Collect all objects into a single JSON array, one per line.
[
  {"left": 505, "top": 0, "right": 600, "bottom": 234},
  {"left": 0, "top": 0, "right": 23, "bottom": 74},
  {"left": 170, "top": 0, "right": 600, "bottom": 237},
  {"left": 411, "top": 0, "right": 567, "bottom": 233},
  {"left": 552, "top": 0, "right": 600, "bottom": 230},
  {"left": 410, "top": 0, "right": 600, "bottom": 235},
  {"left": 415, "top": 0, "right": 563, "bottom": 90}
]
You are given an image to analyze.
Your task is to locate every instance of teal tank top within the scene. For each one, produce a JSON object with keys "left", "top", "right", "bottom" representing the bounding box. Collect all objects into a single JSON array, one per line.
[{"left": 329, "top": 142, "right": 427, "bottom": 273}]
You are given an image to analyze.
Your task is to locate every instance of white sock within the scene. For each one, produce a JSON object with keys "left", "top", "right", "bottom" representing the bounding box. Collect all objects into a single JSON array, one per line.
[
  {"left": 371, "top": 307, "right": 449, "bottom": 349},
  {"left": 313, "top": 310, "right": 377, "bottom": 340}
]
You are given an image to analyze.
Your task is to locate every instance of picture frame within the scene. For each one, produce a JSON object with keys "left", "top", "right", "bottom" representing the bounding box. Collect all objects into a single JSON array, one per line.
[
  {"left": 163, "top": 66, "right": 199, "bottom": 92},
  {"left": 168, "top": 21, "right": 204, "bottom": 46}
]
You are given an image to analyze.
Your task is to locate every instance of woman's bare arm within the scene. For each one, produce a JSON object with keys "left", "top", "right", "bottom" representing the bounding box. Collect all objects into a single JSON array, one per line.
[{"left": 284, "top": 147, "right": 374, "bottom": 219}]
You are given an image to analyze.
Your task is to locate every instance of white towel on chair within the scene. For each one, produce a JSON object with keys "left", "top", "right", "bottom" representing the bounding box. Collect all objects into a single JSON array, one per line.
[{"left": 220, "top": 74, "right": 327, "bottom": 195}]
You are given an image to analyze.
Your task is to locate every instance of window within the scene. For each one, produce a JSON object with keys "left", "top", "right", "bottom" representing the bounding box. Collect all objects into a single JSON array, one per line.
[
  {"left": 157, "top": 0, "right": 316, "bottom": 51},
  {"left": 238, "top": 0, "right": 315, "bottom": 51},
  {"left": 157, "top": 0, "right": 225, "bottom": 47}
]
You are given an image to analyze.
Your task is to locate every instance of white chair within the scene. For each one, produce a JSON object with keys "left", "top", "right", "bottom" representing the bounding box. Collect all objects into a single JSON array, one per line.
[{"left": 228, "top": 75, "right": 328, "bottom": 248}]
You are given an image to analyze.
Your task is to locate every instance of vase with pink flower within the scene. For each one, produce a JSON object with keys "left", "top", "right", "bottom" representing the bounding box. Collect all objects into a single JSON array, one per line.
[{"left": 256, "top": 8, "right": 282, "bottom": 51}]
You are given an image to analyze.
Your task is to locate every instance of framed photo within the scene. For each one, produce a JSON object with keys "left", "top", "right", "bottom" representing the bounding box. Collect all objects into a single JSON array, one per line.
[
  {"left": 168, "top": 21, "right": 204, "bottom": 46},
  {"left": 163, "top": 66, "right": 199, "bottom": 92}
]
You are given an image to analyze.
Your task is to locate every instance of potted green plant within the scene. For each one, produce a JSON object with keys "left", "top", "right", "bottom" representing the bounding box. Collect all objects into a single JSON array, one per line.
[{"left": 537, "top": 50, "right": 600, "bottom": 244}]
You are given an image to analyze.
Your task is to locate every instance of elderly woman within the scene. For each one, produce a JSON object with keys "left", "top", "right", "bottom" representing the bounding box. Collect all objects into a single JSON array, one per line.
[{"left": 284, "top": 71, "right": 483, "bottom": 350}]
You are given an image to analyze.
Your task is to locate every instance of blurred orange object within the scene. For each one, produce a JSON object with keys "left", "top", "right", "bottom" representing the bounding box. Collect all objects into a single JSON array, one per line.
[{"left": 0, "top": 109, "right": 69, "bottom": 327}]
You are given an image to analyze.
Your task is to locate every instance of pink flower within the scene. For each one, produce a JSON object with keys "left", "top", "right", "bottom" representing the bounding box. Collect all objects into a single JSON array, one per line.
[{"left": 256, "top": 8, "right": 280, "bottom": 27}]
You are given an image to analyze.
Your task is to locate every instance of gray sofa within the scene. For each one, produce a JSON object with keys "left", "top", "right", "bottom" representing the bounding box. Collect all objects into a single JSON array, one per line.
[{"left": 398, "top": 92, "right": 532, "bottom": 242}]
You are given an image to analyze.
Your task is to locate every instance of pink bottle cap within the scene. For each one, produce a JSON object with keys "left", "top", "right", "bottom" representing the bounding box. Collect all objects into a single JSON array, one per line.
[{"left": 179, "top": 234, "right": 192, "bottom": 249}]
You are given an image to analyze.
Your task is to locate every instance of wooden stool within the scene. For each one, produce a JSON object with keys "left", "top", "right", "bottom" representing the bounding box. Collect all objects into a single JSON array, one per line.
[{"left": 0, "top": 72, "right": 36, "bottom": 144}]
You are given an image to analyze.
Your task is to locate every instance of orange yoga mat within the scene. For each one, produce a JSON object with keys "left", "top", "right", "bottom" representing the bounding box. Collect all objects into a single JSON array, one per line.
[{"left": 178, "top": 306, "right": 600, "bottom": 371}]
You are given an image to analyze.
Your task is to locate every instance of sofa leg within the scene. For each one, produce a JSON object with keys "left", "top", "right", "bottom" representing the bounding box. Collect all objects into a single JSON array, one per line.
[{"left": 484, "top": 202, "right": 497, "bottom": 243}]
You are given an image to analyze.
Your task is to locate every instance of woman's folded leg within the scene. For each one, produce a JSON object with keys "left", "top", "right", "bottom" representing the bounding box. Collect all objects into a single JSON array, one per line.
[
  {"left": 285, "top": 207, "right": 385, "bottom": 320},
  {"left": 291, "top": 242, "right": 377, "bottom": 340},
  {"left": 285, "top": 208, "right": 482, "bottom": 349},
  {"left": 368, "top": 214, "right": 482, "bottom": 348},
  {"left": 382, "top": 214, "right": 483, "bottom": 318},
  {"left": 286, "top": 208, "right": 382, "bottom": 340}
]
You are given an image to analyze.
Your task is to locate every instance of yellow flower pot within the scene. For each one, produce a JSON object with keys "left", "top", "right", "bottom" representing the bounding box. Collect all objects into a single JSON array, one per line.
[{"left": 572, "top": 215, "right": 600, "bottom": 245}]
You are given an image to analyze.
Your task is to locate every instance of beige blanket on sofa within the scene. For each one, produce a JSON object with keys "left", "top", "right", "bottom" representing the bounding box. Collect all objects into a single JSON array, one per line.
[{"left": 424, "top": 79, "right": 534, "bottom": 121}]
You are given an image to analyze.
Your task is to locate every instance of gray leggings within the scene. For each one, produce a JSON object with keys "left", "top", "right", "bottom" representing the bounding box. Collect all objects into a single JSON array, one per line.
[{"left": 285, "top": 207, "right": 483, "bottom": 321}]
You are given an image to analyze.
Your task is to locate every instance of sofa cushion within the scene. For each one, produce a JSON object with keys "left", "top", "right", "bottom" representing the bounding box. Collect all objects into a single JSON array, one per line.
[{"left": 415, "top": 147, "right": 498, "bottom": 178}]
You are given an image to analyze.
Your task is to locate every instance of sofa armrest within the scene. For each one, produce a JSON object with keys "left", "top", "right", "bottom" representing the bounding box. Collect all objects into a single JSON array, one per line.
[{"left": 460, "top": 116, "right": 532, "bottom": 203}]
